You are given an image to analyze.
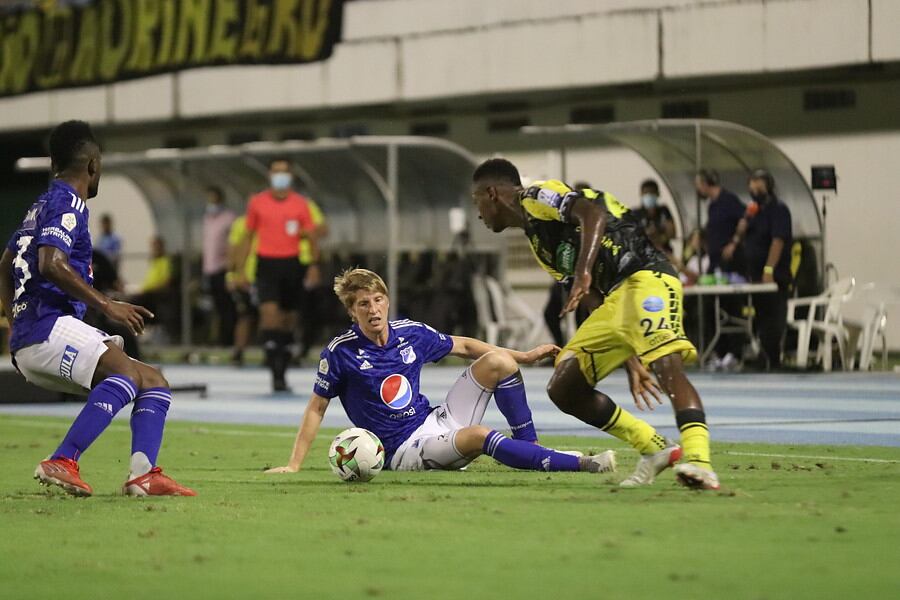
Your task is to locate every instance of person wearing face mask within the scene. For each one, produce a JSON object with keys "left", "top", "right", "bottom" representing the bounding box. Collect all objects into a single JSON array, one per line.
[
  {"left": 733, "top": 169, "right": 792, "bottom": 370},
  {"left": 632, "top": 179, "right": 676, "bottom": 255},
  {"left": 202, "top": 186, "right": 237, "bottom": 347},
  {"left": 236, "top": 158, "right": 318, "bottom": 392}
]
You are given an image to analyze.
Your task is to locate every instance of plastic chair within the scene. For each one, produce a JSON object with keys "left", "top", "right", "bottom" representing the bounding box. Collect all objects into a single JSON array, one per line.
[
  {"left": 848, "top": 301, "right": 888, "bottom": 371},
  {"left": 474, "top": 275, "right": 544, "bottom": 348},
  {"left": 786, "top": 277, "right": 855, "bottom": 371}
]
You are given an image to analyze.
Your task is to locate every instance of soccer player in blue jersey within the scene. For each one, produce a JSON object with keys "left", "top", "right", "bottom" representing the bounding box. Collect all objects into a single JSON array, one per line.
[
  {"left": 0, "top": 121, "right": 194, "bottom": 497},
  {"left": 266, "top": 268, "right": 616, "bottom": 475}
]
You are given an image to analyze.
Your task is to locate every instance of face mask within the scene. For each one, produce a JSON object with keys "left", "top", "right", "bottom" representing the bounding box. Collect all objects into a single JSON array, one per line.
[
  {"left": 750, "top": 192, "right": 767, "bottom": 203},
  {"left": 641, "top": 194, "right": 658, "bottom": 209},
  {"left": 270, "top": 172, "right": 292, "bottom": 191},
  {"left": 206, "top": 203, "right": 223, "bottom": 215}
]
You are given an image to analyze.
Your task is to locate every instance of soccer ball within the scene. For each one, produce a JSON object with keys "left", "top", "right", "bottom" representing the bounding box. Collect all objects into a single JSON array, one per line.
[{"left": 328, "top": 428, "right": 385, "bottom": 482}]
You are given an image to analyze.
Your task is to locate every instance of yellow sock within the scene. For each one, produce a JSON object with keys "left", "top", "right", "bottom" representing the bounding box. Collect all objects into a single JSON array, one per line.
[
  {"left": 602, "top": 406, "right": 667, "bottom": 455},
  {"left": 679, "top": 422, "right": 711, "bottom": 466}
]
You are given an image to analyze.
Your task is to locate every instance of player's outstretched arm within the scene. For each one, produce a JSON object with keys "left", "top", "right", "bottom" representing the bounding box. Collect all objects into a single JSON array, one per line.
[
  {"left": 266, "top": 393, "right": 330, "bottom": 474},
  {"left": 562, "top": 197, "right": 607, "bottom": 316},
  {"left": 0, "top": 249, "right": 15, "bottom": 330},
  {"left": 449, "top": 336, "right": 560, "bottom": 365},
  {"left": 38, "top": 246, "right": 152, "bottom": 335}
]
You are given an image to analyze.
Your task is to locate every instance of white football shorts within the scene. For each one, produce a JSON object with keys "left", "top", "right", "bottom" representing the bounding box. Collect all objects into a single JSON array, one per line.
[
  {"left": 390, "top": 366, "right": 493, "bottom": 471},
  {"left": 14, "top": 315, "right": 124, "bottom": 396}
]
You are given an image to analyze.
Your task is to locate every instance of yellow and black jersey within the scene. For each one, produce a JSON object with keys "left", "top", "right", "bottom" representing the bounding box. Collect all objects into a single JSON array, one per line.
[{"left": 520, "top": 180, "right": 675, "bottom": 295}]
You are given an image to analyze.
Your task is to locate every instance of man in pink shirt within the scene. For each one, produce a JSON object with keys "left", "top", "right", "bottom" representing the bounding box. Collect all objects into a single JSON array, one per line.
[{"left": 202, "top": 186, "right": 237, "bottom": 346}]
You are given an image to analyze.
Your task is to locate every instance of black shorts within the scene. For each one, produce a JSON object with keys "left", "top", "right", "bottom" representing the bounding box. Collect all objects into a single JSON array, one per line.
[{"left": 255, "top": 257, "right": 307, "bottom": 311}]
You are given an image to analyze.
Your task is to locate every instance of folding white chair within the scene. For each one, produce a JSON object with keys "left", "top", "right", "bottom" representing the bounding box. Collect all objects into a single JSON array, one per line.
[
  {"left": 848, "top": 301, "right": 888, "bottom": 371},
  {"left": 481, "top": 276, "right": 544, "bottom": 349},
  {"left": 786, "top": 277, "right": 855, "bottom": 371}
]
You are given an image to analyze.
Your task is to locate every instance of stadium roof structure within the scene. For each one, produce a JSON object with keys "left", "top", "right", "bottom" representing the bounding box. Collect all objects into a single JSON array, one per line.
[
  {"left": 522, "top": 118, "right": 823, "bottom": 243},
  {"left": 17, "top": 137, "right": 486, "bottom": 344}
]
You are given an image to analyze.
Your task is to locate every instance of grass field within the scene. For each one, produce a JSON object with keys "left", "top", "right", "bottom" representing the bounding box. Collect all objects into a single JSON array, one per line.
[{"left": 2, "top": 415, "right": 898, "bottom": 600}]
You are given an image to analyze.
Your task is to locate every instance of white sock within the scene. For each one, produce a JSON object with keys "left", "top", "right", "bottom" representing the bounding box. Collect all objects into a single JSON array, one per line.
[{"left": 129, "top": 452, "right": 153, "bottom": 480}]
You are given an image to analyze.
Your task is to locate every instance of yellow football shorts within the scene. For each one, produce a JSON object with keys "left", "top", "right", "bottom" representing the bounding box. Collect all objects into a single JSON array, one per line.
[{"left": 555, "top": 270, "right": 697, "bottom": 386}]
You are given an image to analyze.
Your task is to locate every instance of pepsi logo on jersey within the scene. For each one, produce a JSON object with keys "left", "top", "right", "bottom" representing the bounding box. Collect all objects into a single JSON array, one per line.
[{"left": 380, "top": 374, "right": 413, "bottom": 410}]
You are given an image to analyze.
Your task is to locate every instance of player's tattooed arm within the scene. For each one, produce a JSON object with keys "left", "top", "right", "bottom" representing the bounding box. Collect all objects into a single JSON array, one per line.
[
  {"left": 449, "top": 336, "right": 560, "bottom": 364},
  {"left": 562, "top": 197, "right": 607, "bottom": 316},
  {"left": 0, "top": 249, "right": 14, "bottom": 329},
  {"left": 266, "top": 393, "right": 330, "bottom": 474},
  {"left": 38, "top": 246, "right": 153, "bottom": 336}
]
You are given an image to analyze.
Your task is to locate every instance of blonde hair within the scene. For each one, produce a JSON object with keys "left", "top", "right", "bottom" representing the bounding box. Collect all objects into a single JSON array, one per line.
[{"left": 333, "top": 268, "right": 389, "bottom": 312}]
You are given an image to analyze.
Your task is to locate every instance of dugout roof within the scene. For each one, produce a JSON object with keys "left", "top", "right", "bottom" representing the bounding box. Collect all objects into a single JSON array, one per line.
[
  {"left": 522, "top": 119, "right": 824, "bottom": 241},
  {"left": 17, "top": 136, "right": 485, "bottom": 344}
]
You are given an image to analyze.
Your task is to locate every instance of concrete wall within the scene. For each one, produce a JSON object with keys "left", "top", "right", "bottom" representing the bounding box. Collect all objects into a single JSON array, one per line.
[{"left": 1, "top": 0, "right": 897, "bottom": 129}]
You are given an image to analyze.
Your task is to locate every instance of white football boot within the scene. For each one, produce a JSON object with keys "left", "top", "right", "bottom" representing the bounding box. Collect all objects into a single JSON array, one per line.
[
  {"left": 673, "top": 463, "right": 721, "bottom": 490},
  {"left": 619, "top": 441, "right": 683, "bottom": 487},
  {"left": 579, "top": 450, "right": 617, "bottom": 474}
]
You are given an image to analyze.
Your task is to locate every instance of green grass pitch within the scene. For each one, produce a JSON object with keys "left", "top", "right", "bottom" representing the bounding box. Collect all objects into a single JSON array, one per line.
[{"left": 1, "top": 415, "right": 898, "bottom": 600}]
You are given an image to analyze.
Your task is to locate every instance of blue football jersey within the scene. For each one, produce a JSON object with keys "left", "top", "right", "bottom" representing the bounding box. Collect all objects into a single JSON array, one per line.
[
  {"left": 5, "top": 180, "right": 93, "bottom": 352},
  {"left": 314, "top": 319, "right": 454, "bottom": 465}
]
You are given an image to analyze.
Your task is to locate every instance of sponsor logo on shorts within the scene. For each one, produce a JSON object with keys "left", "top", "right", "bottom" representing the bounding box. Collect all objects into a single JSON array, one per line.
[
  {"left": 642, "top": 296, "right": 665, "bottom": 313},
  {"left": 380, "top": 374, "right": 413, "bottom": 410},
  {"left": 59, "top": 345, "right": 79, "bottom": 380},
  {"left": 400, "top": 346, "right": 417, "bottom": 364}
]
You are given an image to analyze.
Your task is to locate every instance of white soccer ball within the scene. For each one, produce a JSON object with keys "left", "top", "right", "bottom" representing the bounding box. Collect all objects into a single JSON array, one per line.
[{"left": 328, "top": 427, "right": 385, "bottom": 482}]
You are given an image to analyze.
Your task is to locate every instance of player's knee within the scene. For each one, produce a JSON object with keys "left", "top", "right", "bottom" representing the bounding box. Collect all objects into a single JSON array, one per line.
[
  {"left": 138, "top": 365, "right": 169, "bottom": 390},
  {"left": 113, "top": 361, "right": 143, "bottom": 390},
  {"left": 477, "top": 350, "right": 519, "bottom": 381},
  {"left": 546, "top": 360, "right": 583, "bottom": 415}
]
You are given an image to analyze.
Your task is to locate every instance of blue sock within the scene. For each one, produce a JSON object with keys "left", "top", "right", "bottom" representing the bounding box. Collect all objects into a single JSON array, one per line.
[
  {"left": 494, "top": 371, "right": 538, "bottom": 442},
  {"left": 130, "top": 387, "right": 171, "bottom": 467},
  {"left": 53, "top": 375, "right": 137, "bottom": 461},
  {"left": 482, "top": 430, "right": 580, "bottom": 472}
]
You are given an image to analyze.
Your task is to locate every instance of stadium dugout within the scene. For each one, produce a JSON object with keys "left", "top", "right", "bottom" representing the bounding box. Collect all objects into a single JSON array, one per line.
[
  {"left": 16, "top": 137, "right": 495, "bottom": 346},
  {"left": 522, "top": 118, "right": 824, "bottom": 286}
]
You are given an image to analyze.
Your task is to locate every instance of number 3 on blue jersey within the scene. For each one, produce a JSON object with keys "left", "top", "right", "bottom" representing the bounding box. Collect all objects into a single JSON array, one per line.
[{"left": 13, "top": 235, "right": 33, "bottom": 301}]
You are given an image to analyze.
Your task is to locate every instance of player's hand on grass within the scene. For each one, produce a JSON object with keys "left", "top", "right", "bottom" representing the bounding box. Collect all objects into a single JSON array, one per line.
[
  {"left": 104, "top": 301, "right": 153, "bottom": 336},
  {"left": 561, "top": 272, "right": 591, "bottom": 316},
  {"left": 627, "top": 360, "right": 663, "bottom": 412},
  {"left": 265, "top": 465, "right": 299, "bottom": 474},
  {"left": 516, "top": 344, "right": 561, "bottom": 365}
]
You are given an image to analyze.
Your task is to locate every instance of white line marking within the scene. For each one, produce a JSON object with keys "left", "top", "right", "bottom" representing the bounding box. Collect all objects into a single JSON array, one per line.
[
  {"left": 722, "top": 451, "right": 900, "bottom": 464},
  {"left": 0, "top": 417, "right": 329, "bottom": 439}
]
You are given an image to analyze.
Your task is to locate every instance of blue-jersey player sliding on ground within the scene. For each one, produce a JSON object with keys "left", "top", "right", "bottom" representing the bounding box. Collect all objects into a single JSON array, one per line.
[
  {"left": 266, "top": 268, "right": 617, "bottom": 475},
  {"left": 0, "top": 121, "right": 194, "bottom": 497}
]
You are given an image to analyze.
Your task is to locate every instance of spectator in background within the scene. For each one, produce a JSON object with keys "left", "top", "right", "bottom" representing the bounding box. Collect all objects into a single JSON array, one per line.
[
  {"left": 675, "top": 229, "right": 709, "bottom": 287},
  {"left": 226, "top": 208, "right": 258, "bottom": 367},
  {"left": 296, "top": 195, "right": 328, "bottom": 362},
  {"left": 96, "top": 213, "right": 122, "bottom": 269},
  {"left": 632, "top": 179, "right": 676, "bottom": 255},
  {"left": 202, "top": 186, "right": 237, "bottom": 346},
  {"left": 695, "top": 169, "right": 746, "bottom": 371},
  {"left": 235, "top": 158, "right": 318, "bottom": 392},
  {"left": 132, "top": 236, "right": 172, "bottom": 326},
  {"left": 736, "top": 170, "right": 793, "bottom": 370}
]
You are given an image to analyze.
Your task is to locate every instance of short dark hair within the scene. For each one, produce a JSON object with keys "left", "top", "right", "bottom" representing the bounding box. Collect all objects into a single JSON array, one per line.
[
  {"left": 572, "top": 181, "right": 591, "bottom": 190},
  {"left": 206, "top": 185, "right": 225, "bottom": 201},
  {"left": 472, "top": 158, "right": 521, "bottom": 186},
  {"left": 640, "top": 179, "right": 660, "bottom": 194},
  {"left": 696, "top": 168, "right": 720, "bottom": 186},
  {"left": 749, "top": 168, "right": 775, "bottom": 194},
  {"left": 268, "top": 157, "right": 291, "bottom": 169},
  {"left": 49, "top": 120, "right": 97, "bottom": 172}
]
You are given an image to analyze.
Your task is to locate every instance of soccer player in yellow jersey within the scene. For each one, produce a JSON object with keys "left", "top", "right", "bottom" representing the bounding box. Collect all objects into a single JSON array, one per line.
[{"left": 471, "top": 158, "right": 719, "bottom": 490}]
